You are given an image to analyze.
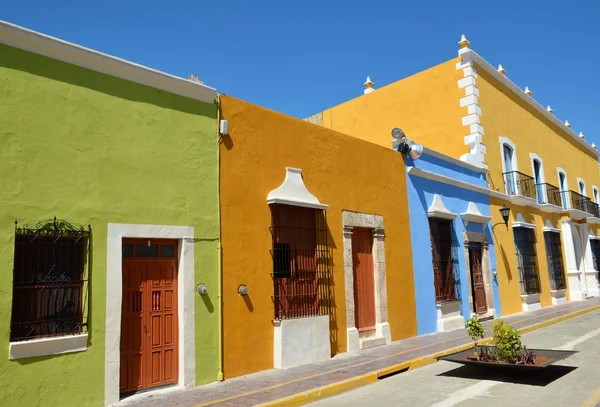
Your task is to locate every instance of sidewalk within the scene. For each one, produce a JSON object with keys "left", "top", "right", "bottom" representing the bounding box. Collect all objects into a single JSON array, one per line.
[{"left": 122, "top": 298, "right": 600, "bottom": 407}]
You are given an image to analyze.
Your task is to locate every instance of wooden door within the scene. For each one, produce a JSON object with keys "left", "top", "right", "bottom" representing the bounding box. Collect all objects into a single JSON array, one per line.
[
  {"left": 120, "top": 240, "right": 178, "bottom": 395},
  {"left": 352, "top": 228, "right": 376, "bottom": 332},
  {"left": 468, "top": 246, "right": 487, "bottom": 315}
]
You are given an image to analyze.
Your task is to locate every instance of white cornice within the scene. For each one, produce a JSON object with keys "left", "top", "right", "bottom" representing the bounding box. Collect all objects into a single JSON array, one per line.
[
  {"left": 407, "top": 166, "right": 493, "bottom": 196},
  {"left": 422, "top": 146, "right": 488, "bottom": 173},
  {"left": 461, "top": 49, "right": 599, "bottom": 157},
  {"left": 0, "top": 20, "right": 217, "bottom": 104},
  {"left": 427, "top": 195, "right": 458, "bottom": 219},
  {"left": 461, "top": 202, "right": 492, "bottom": 225},
  {"left": 267, "top": 167, "right": 328, "bottom": 210}
]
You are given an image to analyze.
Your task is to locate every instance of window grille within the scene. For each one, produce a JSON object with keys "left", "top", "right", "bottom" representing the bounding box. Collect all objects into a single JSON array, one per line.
[
  {"left": 513, "top": 227, "right": 541, "bottom": 295},
  {"left": 11, "top": 218, "right": 90, "bottom": 341},
  {"left": 269, "top": 204, "right": 332, "bottom": 320},
  {"left": 591, "top": 240, "right": 600, "bottom": 274},
  {"left": 543, "top": 231, "right": 567, "bottom": 291},
  {"left": 429, "top": 218, "right": 461, "bottom": 303}
]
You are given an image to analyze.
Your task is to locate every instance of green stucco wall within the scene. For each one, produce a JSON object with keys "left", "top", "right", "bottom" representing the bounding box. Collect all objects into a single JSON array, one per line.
[{"left": 0, "top": 44, "right": 220, "bottom": 407}]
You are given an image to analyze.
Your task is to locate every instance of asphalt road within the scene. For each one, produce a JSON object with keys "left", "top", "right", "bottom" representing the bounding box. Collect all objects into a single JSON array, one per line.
[{"left": 307, "top": 310, "right": 600, "bottom": 407}]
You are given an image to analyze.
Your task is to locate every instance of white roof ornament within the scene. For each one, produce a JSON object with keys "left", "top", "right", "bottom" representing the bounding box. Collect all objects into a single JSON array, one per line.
[
  {"left": 565, "top": 120, "right": 571, "bottom": 128},
  {"left": 364, "top": 76, "right": 375, "bottom": 94},
  {"left": 497, "top": 64, "right": 506, "bottom": 75},
  {"left": 579, "top": 132, "right": 585, "bottom": 139},
  {"left": 524, "top": 86, "right": 532, "bottom": 96},
  {"left": 267, "top": 167, "right": 328, "bottom": 209},
  {"left": 547, "top": 105, "right": 554, "bottom": 114}
]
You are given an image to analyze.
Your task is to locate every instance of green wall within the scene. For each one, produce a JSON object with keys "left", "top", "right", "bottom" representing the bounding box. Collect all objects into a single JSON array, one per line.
[{"left": 0, "top": 44, "right": 220, "bottom": 407}]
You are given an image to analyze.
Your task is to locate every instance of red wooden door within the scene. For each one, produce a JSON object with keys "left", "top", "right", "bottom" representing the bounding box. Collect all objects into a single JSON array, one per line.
[
  {"left": 352, "top": 228, "right": 376, "bottom": 332},
  {"left": 469, "top": 247, "right": 487, "bottom": 315},
  {"left": 120, "top": 240, "right": 178, "bottom": 394}
]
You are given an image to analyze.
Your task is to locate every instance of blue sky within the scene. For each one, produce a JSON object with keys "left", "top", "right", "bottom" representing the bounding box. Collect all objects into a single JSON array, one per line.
[{"left": 3, "top": 1, "right": 599, "bottom": 145}]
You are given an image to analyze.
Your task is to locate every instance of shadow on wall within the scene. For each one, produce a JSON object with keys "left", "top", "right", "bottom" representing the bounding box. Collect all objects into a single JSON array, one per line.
[
  {"left": 1, "top": 44, "right": 217, "bottom": 117},
  {"left": 499, "top": 244, "right": 513, "bottom": 282},
  {"left": 319, "top": 215, "right": 338, "bottom": 356}
]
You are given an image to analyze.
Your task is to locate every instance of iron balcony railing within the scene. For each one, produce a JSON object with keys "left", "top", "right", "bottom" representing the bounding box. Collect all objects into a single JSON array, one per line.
[
  {"left": 503, "top": 171, "right": 536, "bottom": 200},
  {"left": 534, "top": 182, "right": 562, "bottom": 206},
  {"left": 561, "top": 190, "right": 594, "bottom": 215},
  {"left": 591, "top": 202, "right": 600, "bottom": 219}
]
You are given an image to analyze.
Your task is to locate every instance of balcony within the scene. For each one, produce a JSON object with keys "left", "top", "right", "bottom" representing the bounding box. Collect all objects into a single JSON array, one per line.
[
  {"left": 561, "top": 190, "right": 598, "bottom": 220},
  {"left": 535, "top": 183, "right": 563, "bottom": 213},
  {"left": 503, "top": 171, "right": 537, "bottom": 206}
]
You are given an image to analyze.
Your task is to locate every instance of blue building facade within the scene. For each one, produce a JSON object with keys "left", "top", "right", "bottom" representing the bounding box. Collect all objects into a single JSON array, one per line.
[{"left": 403, "top": 148, "right": 502, "bottom": 335}]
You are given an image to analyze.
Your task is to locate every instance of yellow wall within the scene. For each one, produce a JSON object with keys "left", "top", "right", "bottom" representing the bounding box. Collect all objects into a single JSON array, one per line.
[
  {"left": 317, "top": 58, "right": 468, "bottom": 159},
  {"left": 476, "top": 65, "right": 600, "bottom": 196},
  {"left": 477, "top": 65, "right": 600, "bottom": 315},
  {"left": 219, "top": 95, "right": 416, "bottom": 379}
]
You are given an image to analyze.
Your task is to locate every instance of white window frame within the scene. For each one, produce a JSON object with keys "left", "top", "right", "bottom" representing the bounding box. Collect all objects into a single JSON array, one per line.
[
  {"left": 593, "top": 185, "right": 599, "bottom": 203},
  {"left": 577, "top": 177, "right": 587, "bottom": 197},
  {"left": 530, "top": 153, "right": 546, "bottom": 203},
  {"left": 499, "top": 137, "right": 519, "bottom": 195},
  {"left": 557, "top": 167, "right": 569, "bottom": 209}
]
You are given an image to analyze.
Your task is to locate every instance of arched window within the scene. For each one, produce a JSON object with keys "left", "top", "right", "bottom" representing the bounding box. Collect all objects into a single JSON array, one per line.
[
  {"left": 533, "top": 158, "right": 543, "bottom": 203},
  {"left": 593, "top": 186, "right": 599, "bottom": 203},
  {"left": 503, "top": 144, "right": 516, "bottom": 195},
  {"left": 558, "top": 169, "right": 568, "bottom": 209}
]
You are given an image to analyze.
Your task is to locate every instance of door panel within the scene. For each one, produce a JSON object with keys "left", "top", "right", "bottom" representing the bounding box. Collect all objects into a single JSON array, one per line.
[
  {"left": 120, "top": 240, "right": 179, "bottom": 395},
  {"left": 469, "top": 247, "right": 487, "bottom": 315},
  {"left": 352, "top": 228, "right": 376, "bottom": 332}
]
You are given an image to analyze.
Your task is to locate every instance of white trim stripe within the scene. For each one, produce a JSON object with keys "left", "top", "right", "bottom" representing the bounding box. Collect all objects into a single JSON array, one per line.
[{"left": 0, "top": 21, "right": 217, "bottom": 104}]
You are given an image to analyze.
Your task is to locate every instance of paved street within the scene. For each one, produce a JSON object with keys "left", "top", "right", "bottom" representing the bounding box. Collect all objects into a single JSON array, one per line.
[{"left": 307, "top": 310, "right": 600, "bottom": 407}]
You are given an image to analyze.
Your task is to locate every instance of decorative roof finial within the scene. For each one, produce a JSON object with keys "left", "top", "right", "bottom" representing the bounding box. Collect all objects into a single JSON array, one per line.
[
  {"left": 364, "top": 76, "right": 375, "bottom": 94},
  {"left": 579, "top": 132, "right": 585, "bottom": 139},
  {"left": 593, "top": 143, "right": 597, "bottom": 150},
  {"left": 547, "top": 105, "right": 554, "bottom": 114},
  {"left": 187, "top": 74, "right": 203, "bottom": 84},
  {"left": 497, "top": 64, "right": 506, "bottom": 75},
  {"left": 524, "top": 86, "right": 532, "bottom": 96},
  {"left": 458, "top": 34, "right": 470, "bottom": 49},
  {"left": 565, "top": 120, "right": 571, "bottom": 128}
]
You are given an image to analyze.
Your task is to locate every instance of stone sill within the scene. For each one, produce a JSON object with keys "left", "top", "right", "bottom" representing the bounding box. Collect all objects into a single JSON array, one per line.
[{"left": 9, "top": 333, "right": 88, "bottom": 360}]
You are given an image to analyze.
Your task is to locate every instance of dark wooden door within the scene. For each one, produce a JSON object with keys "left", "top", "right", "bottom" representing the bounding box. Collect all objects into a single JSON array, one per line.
[
  {"left": 352, "top": 228, "right": 376, "bottom": 332},
  {"left": 120, "top": 240, "right": 179, "bottom": 394},
  {"left": 469, "top": 246, "right": 487, "bottom": 315}
]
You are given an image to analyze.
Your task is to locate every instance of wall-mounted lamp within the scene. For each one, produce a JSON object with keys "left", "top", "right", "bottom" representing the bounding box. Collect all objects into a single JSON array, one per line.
[
  {"left": 238, "top": 284, "right": 249, "bottom": 296},
  {"left": 392, "top": 127, "right": 423, "bottom": 160},
  {"left": 492, "top": 205, "right": 511, "bottom": 231},
  {"left": 197, "top": 284, "right": 208, "bottom": 295}
]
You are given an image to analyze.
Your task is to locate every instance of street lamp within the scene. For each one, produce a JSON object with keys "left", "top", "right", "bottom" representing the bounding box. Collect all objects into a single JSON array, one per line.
[
  {"left": 492, "top": 205, "right": 511, "bottom": 231},
  {"left": 392, "top": 127, "right": 423, "bottom": 160}
]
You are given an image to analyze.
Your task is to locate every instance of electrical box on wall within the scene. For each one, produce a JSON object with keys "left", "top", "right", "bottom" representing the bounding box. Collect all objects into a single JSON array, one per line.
[{"left": 220, "top": 119, "right": 228, "bottom": 135}]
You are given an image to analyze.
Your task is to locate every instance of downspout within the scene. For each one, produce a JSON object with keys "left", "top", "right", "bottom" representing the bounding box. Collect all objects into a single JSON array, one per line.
[{"left": 216, "top": 93, "right": 224, "bottom": 382}]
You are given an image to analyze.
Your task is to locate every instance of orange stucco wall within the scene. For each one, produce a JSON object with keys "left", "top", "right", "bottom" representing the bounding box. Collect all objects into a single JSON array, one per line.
[
  {"left": 477, "top": 66, "right": 600, "bottom": 315},
  {"left": 219, "top": 95, "right": 416, "bottom": 379},
  {"left": 317, "top": 58, "right": 467, "bottom": 159}
]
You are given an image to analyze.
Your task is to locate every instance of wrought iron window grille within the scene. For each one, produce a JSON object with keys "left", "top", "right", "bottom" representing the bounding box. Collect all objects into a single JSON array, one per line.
[
  {"left": 269, "top": 205, "right": 332, "bottom": 320},
  {"left": 11, "top": 217, "right": 91, "bottom": 342},
  {"left": 513, "top": 227, "right": 541, "bottom": 295},
  {"left": 543, "top": 231, "right": 567, "bottom": 291}
]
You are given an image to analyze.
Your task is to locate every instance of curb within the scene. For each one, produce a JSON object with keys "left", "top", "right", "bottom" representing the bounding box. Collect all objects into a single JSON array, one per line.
[{"left": 257, "top": 304, "right": 600, "bottom": 407}]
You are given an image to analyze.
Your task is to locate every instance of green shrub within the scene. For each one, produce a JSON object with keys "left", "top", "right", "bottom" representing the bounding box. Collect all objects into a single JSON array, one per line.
[
  {"left": 492, "top": 319, "right": 523, "bottom": 363},
  {"left": 465, "top": 315, "right": 485, "bottom": 346}
]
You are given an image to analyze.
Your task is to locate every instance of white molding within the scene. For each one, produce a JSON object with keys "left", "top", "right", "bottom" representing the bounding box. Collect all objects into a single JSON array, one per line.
[
  {"left": 460, "top": 48, "right": 600, "bottom": 157},
  {"left": 267, "top": 168, "right": 328, "bottom": 210},
  {"left": 557, "top": 167, "right": 569, "bottom": 209},
  {"left": 512, "top": 213, "right": 535, "bottom": 229},
  {"left": 427, "top": 195, "right": 458, "bottom": 219},
  {"left": 0, "top": 21, "right": 217, "bottom": 104},
  {"left": 9, "top": 333, "right": 88, "bottom": 360},
  {"left": 407, "top": 167, "right": 495, "bottom": 197},
  {"left": 105, "top": 224, "right": 196, "bottom": 407},
  {"left": 460, "top": 202, "right": 491, "bottom": 225},
  {"left": 520, "top": 293, "right": 542, "bottom": 312},
  {"left": 542, "top": 219, "right": 561, "bottom": 233},
  {"left": 593, "top": 185, "right": 599, "bottom": 203}
]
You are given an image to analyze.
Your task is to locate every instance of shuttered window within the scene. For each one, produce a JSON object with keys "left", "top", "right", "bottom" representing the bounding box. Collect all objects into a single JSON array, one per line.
[{"left": 429, "top": 218, "right": 458, "bottom": 303}]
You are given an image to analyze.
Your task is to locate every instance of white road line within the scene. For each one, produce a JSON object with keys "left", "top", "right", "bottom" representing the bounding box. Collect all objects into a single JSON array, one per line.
[
  {"left": 428, "top": 380, "right": 497, "bottom": 407},
  {"left": 429, "top": 326, "right": 600, "bottom": 406},
  {"left": 555, "top": 327, "right": 600, "bottom": 350}
]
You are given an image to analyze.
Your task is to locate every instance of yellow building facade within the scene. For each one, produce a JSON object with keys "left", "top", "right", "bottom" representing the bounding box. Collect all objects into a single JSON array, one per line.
[{"left": 311, "top": 36, "right": 600, "bottom": 316}]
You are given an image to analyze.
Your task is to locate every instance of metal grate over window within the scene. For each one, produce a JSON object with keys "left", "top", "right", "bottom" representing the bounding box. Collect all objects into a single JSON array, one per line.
[
  {"left": 513, "top": 227, "right": 541, "bottom": 295},
  {"left": 11, "top": 218, "right": 90, "bottom": 342},
  {"left": 591, "top": 240, "right": 600, "bottom": 278},
  {"left": 543, "top": 231, "right": 567, "bottom": 291},
  {"left": 429, "top": 218, "right": 461, "bottom": 303},
  {"left": 269, "top": 204, "right": 332, "bottom": 320}
]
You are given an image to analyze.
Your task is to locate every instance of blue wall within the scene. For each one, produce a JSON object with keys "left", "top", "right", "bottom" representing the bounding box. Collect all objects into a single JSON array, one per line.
[{"left": 406, "top": 152, "right": 502, "bottom": 335}]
